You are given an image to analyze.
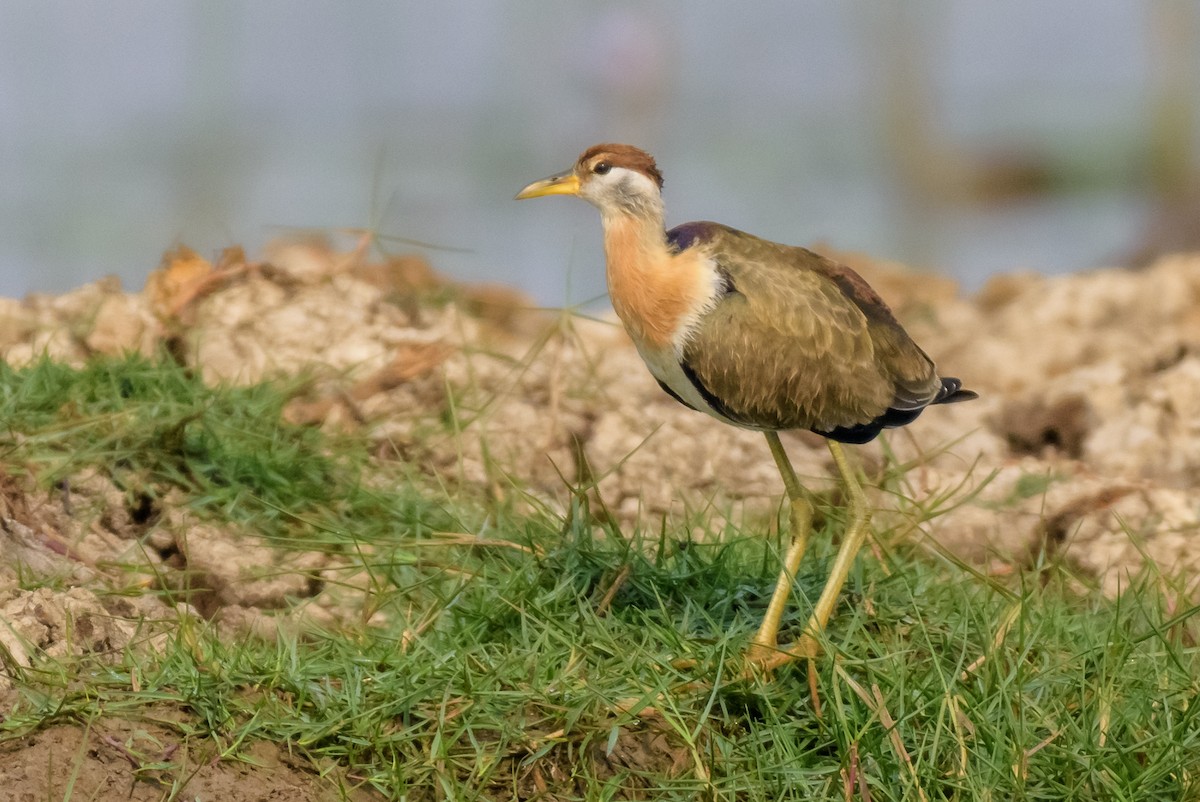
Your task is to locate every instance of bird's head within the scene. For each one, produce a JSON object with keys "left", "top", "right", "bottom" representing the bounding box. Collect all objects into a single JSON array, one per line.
[{"left": 516, "top": 143, "right": 664, "bottom": 220}]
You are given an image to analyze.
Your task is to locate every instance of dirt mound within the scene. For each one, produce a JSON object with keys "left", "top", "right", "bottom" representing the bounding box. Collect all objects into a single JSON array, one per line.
[
  {"left": 4, "top": 234, "right": 1200, "bottom": 799},
  {"left": 2, "top": 237, "right": 1199, "bottom": 616}
]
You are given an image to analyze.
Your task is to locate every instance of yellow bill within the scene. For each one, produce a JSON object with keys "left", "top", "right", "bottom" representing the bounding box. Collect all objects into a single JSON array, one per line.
[{"left": 514, "top": 170, "right": 580, "bottom": 200}]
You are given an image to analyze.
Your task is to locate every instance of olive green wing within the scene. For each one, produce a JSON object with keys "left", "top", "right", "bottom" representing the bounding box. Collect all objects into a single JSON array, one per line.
[{"left": 673, "top": 223, "right": 942, "bottom": 435}]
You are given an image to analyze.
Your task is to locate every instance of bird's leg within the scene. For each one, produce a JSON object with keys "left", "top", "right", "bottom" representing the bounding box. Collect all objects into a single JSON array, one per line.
[
  {"left": 745, "top": 431, "right": 814, "bottom": 662},
  {"left": 781, "top": 440, "right": 871, "bottom": 663}
]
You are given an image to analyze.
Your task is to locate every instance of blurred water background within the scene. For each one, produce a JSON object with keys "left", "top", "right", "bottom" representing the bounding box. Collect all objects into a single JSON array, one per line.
[{"left": 1, "top": 1, "right": 1196, "bottom": 307}]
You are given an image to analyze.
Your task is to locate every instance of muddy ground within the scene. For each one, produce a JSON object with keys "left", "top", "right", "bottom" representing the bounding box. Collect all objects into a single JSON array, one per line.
[
  {"left": 1, "top": 236, "right": 1198, "bottom": 798},
  {"left": 0, "top": 714, "right": 379, "bottom": 802}
]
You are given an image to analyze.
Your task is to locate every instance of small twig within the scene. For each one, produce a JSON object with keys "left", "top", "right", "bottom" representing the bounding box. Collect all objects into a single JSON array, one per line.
[
  {"left": 595, "top": 563, "right": 631, "bottom": 617},
  {"left": 842, "top": 752, "right": 854, "bottom": 802},
  {"left": 961, "top": 601, "right": 1022, "bottom": 680},
  {"left": 947, "top": 693, "right": 973, "bottom": 778},
  {"left": 871, "top": 683, "right": 928, "bottom": 802},
  {"left": 1013, "top": 727, "right": 1061, "bottom": 780},
  {"left": 427, "top": 530, "right": 543, "bottom": 556},
  {"left": 807, "top": 660, "right": 824, "bottom": 721},
  {"left": 1024, "top": 728, "right": 1061, "bottom": 760},
  {"left": 101, "top": 734, "right": 142, "bottom": 770},
  {"left": 842, "top": 741, "right": 872, "bottom": 802},
  {"left": 522, "top": 727, "right": 567, "bottom": 752},
  {"left": 1098, "top": 688, "right": 1112, "bottom": 748},
  {"left": 836, "top": 666, "right": 928, "bottom": 802}
]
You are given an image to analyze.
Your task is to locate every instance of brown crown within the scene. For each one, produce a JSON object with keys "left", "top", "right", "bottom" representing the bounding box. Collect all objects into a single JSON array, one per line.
[{"left": 577, "top": 143, "right": 664, "bottom": 189}]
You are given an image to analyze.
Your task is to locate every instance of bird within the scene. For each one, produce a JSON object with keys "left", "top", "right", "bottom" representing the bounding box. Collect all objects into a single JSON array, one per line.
[{"left": 516, "top": 143, "right": 977, "bottom": 673}]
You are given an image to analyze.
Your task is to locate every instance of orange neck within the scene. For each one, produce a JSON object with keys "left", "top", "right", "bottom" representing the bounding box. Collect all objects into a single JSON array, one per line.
[{"left": 602, "top": 213, "right": 710, "bottom": 350}]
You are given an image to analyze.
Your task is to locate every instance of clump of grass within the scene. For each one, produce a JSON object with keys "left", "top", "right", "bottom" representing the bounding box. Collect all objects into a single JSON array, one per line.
[
  {"left": 0, "top": 353, "right": 457, "bottom": 538},
  {"left": 0, "top": 354, "right": 335, "bottom": 512},
  {"left": 7, "top": 515, "right": 1200, "bottom": 800},
  {"left": 2, "top": 354, "right": 1199, "bottom": 800}
]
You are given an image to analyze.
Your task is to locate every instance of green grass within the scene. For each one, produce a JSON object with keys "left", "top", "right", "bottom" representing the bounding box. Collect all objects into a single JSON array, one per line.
[{"left": 2, "top": 354, "right": 1199, "bottom": 800}]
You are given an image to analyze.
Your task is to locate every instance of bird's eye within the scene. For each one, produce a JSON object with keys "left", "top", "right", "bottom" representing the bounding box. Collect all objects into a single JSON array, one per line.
[{"left": 593, "top": 161, "right": 612, "bottom": 175}]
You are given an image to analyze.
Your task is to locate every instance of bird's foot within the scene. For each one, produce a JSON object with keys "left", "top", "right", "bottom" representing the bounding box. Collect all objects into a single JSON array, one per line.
[
  {"left": 738, "top": 635, "right": 822, "bottom": 680},
  {"left": 668, "top": 635, "right": 824, "bottom": 687}
]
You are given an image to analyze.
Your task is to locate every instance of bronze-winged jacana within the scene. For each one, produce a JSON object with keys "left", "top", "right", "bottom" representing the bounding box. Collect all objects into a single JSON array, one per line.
[{"left": 516, "top": 144, "right": 976, "bottom": 672}]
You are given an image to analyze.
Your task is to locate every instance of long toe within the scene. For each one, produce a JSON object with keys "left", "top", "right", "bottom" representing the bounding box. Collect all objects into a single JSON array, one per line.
[{"left": 739, "top": 635, "right": 823, "bottom": 679}]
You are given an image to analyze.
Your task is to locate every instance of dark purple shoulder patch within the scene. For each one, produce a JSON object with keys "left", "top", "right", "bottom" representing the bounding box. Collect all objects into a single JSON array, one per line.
[{"left": 666, "top": 221, "right": 721, "bottom": 253}]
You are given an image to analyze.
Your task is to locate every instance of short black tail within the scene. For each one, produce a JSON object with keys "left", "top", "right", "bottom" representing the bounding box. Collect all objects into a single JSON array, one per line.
[
  {"left": 933, "top": 377, "right": 978, "bottom": 405},
  {"left": 816, "top": 376, "right": 978, "bottom": 444}
]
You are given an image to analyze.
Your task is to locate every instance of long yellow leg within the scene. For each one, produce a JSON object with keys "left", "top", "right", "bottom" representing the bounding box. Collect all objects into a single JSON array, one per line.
[
  {"left": 746, "top": 431, "right": 814, "bottom": 660},
  {"left": 784, "top": 440, "right": 871, "bottom": 662},
  {"left": 746, "top": 438, "right": 872, "bottom": 673}
]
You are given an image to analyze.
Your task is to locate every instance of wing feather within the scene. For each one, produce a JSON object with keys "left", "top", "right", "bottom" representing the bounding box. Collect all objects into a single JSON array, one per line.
[{"left": 676, "top": 224, "right": 941, "bottom": 433}]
